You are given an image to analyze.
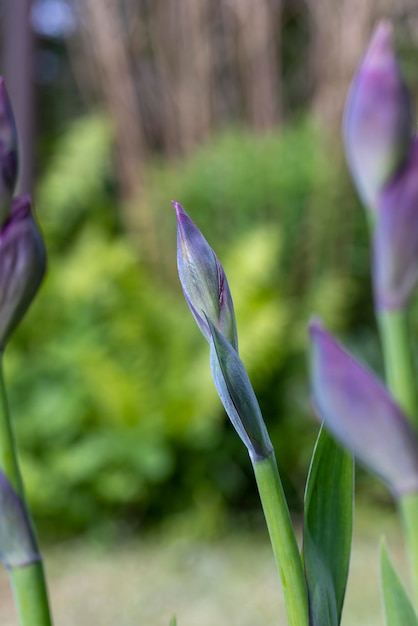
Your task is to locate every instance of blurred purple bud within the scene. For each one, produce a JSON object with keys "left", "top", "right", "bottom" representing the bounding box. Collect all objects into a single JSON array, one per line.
[
  {"left": 208, "top": 318, "right": 273, "bottom": 461},
  {"left": 174, "top": 201, "right": 238, "bottom": 349},
  {"left": 0, "top": 78, "right": 18, "bottom": 223},
  {"left": 343, "top": 21, "right": 412, "bottom": 210},
  {"left": 309, "top": 319, "right": 418, "bottom": 497},
  {"left": 373, "top": 138, "right": 418, "bottom": 310},
  {"left": 0, "top": 194, "right": 46, "bottom": 349},
  {"left": 0, "top": 469, "right": 40, "bottom": 568}
]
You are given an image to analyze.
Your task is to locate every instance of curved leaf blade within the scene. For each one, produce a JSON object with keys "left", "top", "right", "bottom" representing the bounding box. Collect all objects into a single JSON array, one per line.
[
  {"left": 381, "top": 541, "right": 418, "bottom": 626},
  {"left": 303, "top": 426, "right": 354, "bottom": 625}
]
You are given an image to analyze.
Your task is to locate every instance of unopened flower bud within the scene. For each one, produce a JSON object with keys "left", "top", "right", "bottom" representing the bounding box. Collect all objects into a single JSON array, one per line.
[
  {"left": 373, "top": 138, "right": 418, "bottom": 310},
  {"left": 174, "top": 201, "right": 238, "bottom": 349},
  {"left": 208, "top": 318, "right": 273, "bottom": 461},
  {"left": 309, "top": 319, "right": 418, "bottom": 497},
  {"left": 0, "top": 194, "right": 46, "bottom": 349},
  {"left": 0, "top": 78, "right": 18, "bottom": 223},
  {"left": 343, "top": 21, "right": 412, "bottom": 211}
]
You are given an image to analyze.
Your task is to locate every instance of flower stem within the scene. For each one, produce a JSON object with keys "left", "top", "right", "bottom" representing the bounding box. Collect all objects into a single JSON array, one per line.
[
  {"left": 0, "top": 356, "right": 53, "bottom": 626},
  {"left": 377, "top": 309, "right": 418, "bottom": 423},
  {"left": 252, "top": 452, "right": 308, "bottom": 626},
  {"left": 400, "top": 493, "right": 418, "bottom": 600},
  {"left": 0, "top": 356, "right": 24, "bottom": 494},
  {"left": 377, "top": 308, "right": 418, "bottom": 601},
  {"left": 10, "top": 563, "right": 53, "bottom": 626}
]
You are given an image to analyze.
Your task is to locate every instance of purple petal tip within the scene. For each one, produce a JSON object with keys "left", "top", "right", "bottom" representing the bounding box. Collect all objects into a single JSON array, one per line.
[
  {"left": 368, "top": 20, "right": 392, "bottom": 57},
  {"left": 308, "top": 317, "right": 325, "bottom": 337},
  {"left": 172, "top": 200, "right": 184, "bottom": 216}
]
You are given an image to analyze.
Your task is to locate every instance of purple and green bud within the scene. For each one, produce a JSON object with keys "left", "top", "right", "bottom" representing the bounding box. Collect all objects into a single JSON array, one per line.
[
  {"left": 208, "top": 318, "right": 273, "bottom": 461},
  {"left": 343, "top": 21, "right": 412, "bottom": 211},
  {"left": 309, "top": 319, "right": 418, "bottom": 497},
  {"left": 0, "top": 78, "right": 18, "bottom": 223},
  {"left": 174, "top": 201, "right": 238, "bottom": 350},
  {"left": 373, "top": 137, "right": 418, "bottom": 310},
  {"left": 0, "top": 194, "right": 46, "bottom": 350},
  {"left": 0, "top": 469, "right": 40, "bottom": 568}
]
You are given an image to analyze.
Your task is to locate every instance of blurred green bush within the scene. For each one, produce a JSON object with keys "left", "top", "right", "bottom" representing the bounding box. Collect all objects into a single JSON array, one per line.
[{"left": 6, "top": 115, "right": 375, "bottom": 537}]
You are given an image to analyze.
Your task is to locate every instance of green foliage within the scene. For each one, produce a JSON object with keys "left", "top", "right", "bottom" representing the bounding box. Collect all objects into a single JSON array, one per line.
[
  {"left": 380, "top": 541, "right": 418, "bottom": 626},
  {"left": 303, "top": 427, "right": 354, "bottom": 625},
  {"left": 6, "top": 115, "right": 371, "bottom": 535},
  {"left": 37, "top": 112, "right": 114, "bottom": 251}
]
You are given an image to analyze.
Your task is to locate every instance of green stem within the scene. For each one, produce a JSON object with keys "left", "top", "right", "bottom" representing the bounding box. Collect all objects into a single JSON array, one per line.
[
  {"left": 10, "top": 563, "right": 53, "bottom": 626},
  {"left": 252, "top": 453, "right": 309, "bottom": 626},
  {"left": 0, "top": 355, "right": 24, "bottom": 495},
  {"left": 0, "top": 357, "right": 53, "bottom": 626},
  {"left": 400, "top": 493, "right": 418, "bottom": 600},
  {"left": 377, "top": 309, "right": 418, "bottom": 423},
  {"left": 377, "top": 309, "right": 418, "bottom": 601}
]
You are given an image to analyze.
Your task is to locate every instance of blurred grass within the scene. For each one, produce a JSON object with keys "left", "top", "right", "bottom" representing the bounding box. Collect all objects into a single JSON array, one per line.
[{"left": 0, "top": 501, "right": 409, "bottom": 625}]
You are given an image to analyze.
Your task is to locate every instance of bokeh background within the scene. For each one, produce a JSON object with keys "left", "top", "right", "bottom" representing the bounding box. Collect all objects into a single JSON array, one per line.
[{"left": 0, "top": 1, "right": 418, "bottom": 623}]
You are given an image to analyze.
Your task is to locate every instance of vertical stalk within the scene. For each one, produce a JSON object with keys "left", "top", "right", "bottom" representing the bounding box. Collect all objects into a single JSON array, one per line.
[
  {"left": 377, "top": 309, "right": 418, "bottom": 423},
  {"left": 377, "top": 308, "right": 418, "bottom": 601},
  {"left": 0, "top": 354, "right": 24, "bottom": 494},
  {"left": 252, "top": 452, "right": 309, "bottom": 626},
  {"left": 400, "top": 493, "right": 418, "bottom": 599},
  {"left": 0, "top": 356, "right": 53, "bottom": 626},
  {"left": 10, "top": 563, "right": 53, "bottom": 626}
]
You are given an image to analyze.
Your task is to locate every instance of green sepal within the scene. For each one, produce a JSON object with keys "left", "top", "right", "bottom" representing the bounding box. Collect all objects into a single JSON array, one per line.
[
  {"left": 380, "top": 540, "right": 418, "bottom": 626},
  {"left": 303, "top": 425, "right": 354, "bottom": 625},
  {"left": 0, "top": 469, "right": 40, "bottom": 569},
  {"left": 207, "top": 318, "right": 273, "bottom": 461}
]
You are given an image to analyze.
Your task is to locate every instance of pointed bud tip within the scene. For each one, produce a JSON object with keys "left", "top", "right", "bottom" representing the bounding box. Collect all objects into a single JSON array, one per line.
[
  {"left": 366, "top": 20, "right": 393, "bottom": 66},
  {"left": 172, "top": 200, "right": 185, "bottom": 218},
  {"left": 308, "top": 316, "right": 325, "bottom": 338},
  {"left": 173, "top": 201, "right": 192, "bottom": 231}
]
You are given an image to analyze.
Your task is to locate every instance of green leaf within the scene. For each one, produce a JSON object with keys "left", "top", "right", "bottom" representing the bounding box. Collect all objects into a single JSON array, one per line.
[
  {"left": 303, "top": 425, "right": 354, "bottom": 625},
  {"left": 380, "top": 540, "right": 418, "bottom": 626},
  {"left": 169, "top": 617, "right": 177, "bottom": 626}
]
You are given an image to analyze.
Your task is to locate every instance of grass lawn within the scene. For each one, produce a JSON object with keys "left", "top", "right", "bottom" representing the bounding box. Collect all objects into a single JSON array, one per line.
[{"left": 0, "top": 501, "right": 410, "bottom": 625}]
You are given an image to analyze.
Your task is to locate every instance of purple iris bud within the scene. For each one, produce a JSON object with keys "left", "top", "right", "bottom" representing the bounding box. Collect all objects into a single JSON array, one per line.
[
  {"left": 309, "top": 319, "right": 418, "bottom": 497},
  {"left": 0, "top": 194, "right": 46, "bottom": 350},
  {"left": 373, "top": 137, "right": 418, "bottom": 310},
  {"left": 208, "top": 318, "right": 273, "bottom": 461},
  {"left": 174, "top": 201, "right": 238, "bottom": 349},
  {"left": 343, "top": 21, "right": 412, "bottom": 211},
  {"left": 0, "top": 78, "right": 18, "bottom": 223}
]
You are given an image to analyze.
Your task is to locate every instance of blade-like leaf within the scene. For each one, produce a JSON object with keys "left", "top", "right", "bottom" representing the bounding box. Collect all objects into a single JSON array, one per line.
[
  {"left": 169, "top": 617, "right": 177, "bottom": 626},
  {"left": 380, "top": 541, "right": 418, "bottom": 626},
  {"left": 303, "top": 426, "right": 354, "bottom": 625}
]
